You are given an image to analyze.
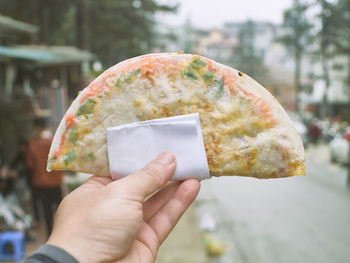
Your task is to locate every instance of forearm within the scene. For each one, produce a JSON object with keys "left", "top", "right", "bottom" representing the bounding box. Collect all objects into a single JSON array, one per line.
[{"left": 24, "top": 244, "right": 78, "bottom": 263}]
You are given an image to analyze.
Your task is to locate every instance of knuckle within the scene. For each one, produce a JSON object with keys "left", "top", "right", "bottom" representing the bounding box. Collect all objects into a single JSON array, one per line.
[{"left": 141, "top": 161, "right": 166, "bottom": 179}]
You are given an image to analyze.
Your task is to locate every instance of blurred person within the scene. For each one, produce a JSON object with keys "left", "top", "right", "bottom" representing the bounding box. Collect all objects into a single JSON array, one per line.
[
  {"left": 24, "top": 152, "right": 200, "bottom": 263},
  {"left": 27, "top": 117, "right": 63, "bottom": 236},
  {"left": 10, "top": 139, "right": 32, "bottom": 203},
  {"left": 10, "top": 138, "right": 41, "bottom": 226},
  {"left": 308, "top": 119, "right": 321, "bottom": 145}
]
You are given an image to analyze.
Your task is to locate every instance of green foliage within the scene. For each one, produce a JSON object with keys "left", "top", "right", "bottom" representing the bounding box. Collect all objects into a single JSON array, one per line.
[
  {"left": 330, "top": 0, "right": 350, "bottom": 90},
  {"left": 232, "top": 20, "right": 268, "bottom": 83},
  {"left": 329, "top": 0, "right": 350, "bottom": 55},
  {"left": 0, "top": 0, "right": 76, "bottom": 44},
  {"left": 311, "top": 0, "right": 338, "bottom": 118},
  {"left": 0, "top": 0, "right": 178, "bottom": 66},
  {"left": 278, "top": 0, "right": 312, "bottom": 56},
  {"left": 277, "top": 0, "right": 312, "bottom": 113},
  {"left": 313, "top": 0, "right": 336, "bottom": 56},
  {"left": 86, "top": 0, "right": 176, "bottom": 66}
]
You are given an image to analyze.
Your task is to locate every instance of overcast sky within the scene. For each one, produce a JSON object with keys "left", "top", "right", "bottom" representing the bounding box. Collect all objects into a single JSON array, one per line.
[{"left": 157, "top": 0, "right": 292, "bottom": 29}]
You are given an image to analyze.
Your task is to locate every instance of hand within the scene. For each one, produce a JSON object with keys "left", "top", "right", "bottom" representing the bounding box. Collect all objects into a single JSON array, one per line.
[{"left": 47, "top": 152, "right": 201, "bottom": 262}]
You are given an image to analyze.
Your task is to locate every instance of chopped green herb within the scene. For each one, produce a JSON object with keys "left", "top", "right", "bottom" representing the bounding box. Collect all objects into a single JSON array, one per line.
[
  {"left": 124, "top": 71, "right": 134, "bottom": 82},
  {"left": 214, "top": 76, "right": 225, "bottom": 97},
  {"left": 134, "top": 68, "right": 141, "bottom": 76},
  {"left": 115, "top": 70, "right": 140, "bottom": 87},
  {"left": 87, "top": 152, "right": 95, "bottom": 161},
  {"left": 202, "top": 71, "right": 214, "bottom": 82},
  {"left": 68, "top": 128, "right": 78, "bottom": 143},
  {"left": 188, "top": 59, "right": 207, "bottom": 71},
  {"left": 115, "top": 78, "right": 122, "bottom": 87},
  {"left": 98, "top": 94, "right": 103, "bottom": 98},
  {"left": 77, "top": 91, "right": 82, "bottom": 96},
  {"left": 63, "top": 149, "right": 75, "bottom": 166},
  {"left": 192, "top": 58, "right": 207, "bottom": 68},
  {"left": 184, "top": 70, "right": 198, "bottom": 80},
  {"left": 76, "top": 99, "right": 96, "bottom": 117}
]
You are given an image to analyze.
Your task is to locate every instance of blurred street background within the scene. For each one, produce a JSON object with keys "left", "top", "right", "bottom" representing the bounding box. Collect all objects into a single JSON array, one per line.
[{"left": 0, "top": 0, "right": 350, "bottom": 262}]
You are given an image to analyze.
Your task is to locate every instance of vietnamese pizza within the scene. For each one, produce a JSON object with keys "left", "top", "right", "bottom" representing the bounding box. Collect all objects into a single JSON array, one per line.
[{"left": 47, "top": 53, "right": 305, "bottom": 178}]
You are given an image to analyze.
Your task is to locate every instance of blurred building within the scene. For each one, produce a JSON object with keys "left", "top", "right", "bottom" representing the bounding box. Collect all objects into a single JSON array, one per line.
[
  {"left": 192, "top": 21, "right": 301, "bottom": 110},
  {"left": 0, "top": 14, "right": 93, "bottom": 165},
  {"left": 305, "top": 54, "right": 350, "bottom": 121},
  {"left": 159, "top": 20, "right": 331, "bottom": 115}
]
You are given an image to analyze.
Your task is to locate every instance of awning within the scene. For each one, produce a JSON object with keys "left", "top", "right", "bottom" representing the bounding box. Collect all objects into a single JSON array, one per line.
[
  {"left": 0, "top": 45, "right": 94, "bottom": 65},
  {"left": 0, "top": 14, "right": 38, "bottom": 36}
]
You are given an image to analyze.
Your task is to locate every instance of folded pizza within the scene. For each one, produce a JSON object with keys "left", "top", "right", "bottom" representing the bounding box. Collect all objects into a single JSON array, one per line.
[{"left": 47, "top": 53, "right": 305, "bottom": 178}]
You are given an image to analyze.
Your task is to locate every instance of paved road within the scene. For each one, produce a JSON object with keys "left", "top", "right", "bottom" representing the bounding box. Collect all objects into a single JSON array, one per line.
[{"left": 197, "top": 145, "right": 350, "bottom": 263}]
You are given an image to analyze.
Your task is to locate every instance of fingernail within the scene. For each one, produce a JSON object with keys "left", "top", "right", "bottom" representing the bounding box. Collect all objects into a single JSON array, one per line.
[{"left": 156, "top": 151, "right": 175, "bottom": 165}]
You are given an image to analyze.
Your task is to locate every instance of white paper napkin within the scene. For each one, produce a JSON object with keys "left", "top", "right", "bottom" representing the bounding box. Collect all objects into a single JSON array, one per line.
[{"left": 107, "top": 113, "right": 210, "bottom": 180}]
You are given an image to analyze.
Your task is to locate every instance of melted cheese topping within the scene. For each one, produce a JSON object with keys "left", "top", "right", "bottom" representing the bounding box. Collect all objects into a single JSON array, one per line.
[{"left": 48, "top": 56, "right": 305, "bottom": 178}]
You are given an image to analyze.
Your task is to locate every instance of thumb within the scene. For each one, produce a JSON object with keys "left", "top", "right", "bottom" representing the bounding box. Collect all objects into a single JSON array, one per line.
[{"left": 109, "top": 151, "right": 177, "bottom": 201}]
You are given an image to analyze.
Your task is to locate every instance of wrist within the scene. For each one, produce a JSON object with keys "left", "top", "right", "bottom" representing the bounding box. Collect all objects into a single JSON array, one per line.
[
  {"left": 47, "top": 234, "right": 87, "bottom": 263},
  {"left": 30, "top": 244, "right": 79, "bottom": 263}
]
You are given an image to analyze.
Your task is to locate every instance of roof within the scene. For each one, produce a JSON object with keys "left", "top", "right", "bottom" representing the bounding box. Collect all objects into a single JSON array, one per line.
[
  {"left": 0, "top": 14, "right": 38, "bottom": 36},
  {"left": 0, "top": 45, "right": 94, "bottom": 65},
  {"left": 207, "top": 38, "right": 238, "bottom": 48}
]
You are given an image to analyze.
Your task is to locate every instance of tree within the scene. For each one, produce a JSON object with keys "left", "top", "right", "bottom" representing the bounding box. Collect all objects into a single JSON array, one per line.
[
  {"left": 328, "top": 0, "right": 350, "bottom": 187},
  {"left": 85, "top": 0, "right": 177, "bottom": 66},
  {"left": 0, "top": 0, "right": 75, "bottom": 44},
  {"left": 312, "top": 0, "right": 337, "bottom": 118},
  {"left": 232, "top": 20, "right": 268, "bottom": 83},
  {"left": 331, "top": 0, "right": 350, "bottom": 90},
  {"left": 0, "top": 0, "right": 177, "bottom": 66},
  {"left": 278, "top": 0, "right": 312, "bottom": 114}
]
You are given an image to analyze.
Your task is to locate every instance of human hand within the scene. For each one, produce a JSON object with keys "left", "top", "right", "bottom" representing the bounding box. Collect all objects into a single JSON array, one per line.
[{"left": 47, "top": 152, "right": 200, "bottom": 262}]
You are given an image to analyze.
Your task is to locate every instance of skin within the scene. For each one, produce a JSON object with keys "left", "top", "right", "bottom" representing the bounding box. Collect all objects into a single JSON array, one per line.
[{"left": 47, "top": 152, "right": 201, "bottom": 262}]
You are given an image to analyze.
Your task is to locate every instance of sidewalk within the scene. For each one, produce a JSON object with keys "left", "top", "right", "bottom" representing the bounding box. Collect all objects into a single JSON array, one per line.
[
  {"left": 22, "top": 204, "right": 207, "bottom": 263},
  {"left": 156, "top": 204, "right": 208, "bottom": 263}
]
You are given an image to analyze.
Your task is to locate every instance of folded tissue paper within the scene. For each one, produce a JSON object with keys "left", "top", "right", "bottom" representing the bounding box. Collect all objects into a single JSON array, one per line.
[{"left": 107, "top": 113, "right": 210, "bottom": 180}]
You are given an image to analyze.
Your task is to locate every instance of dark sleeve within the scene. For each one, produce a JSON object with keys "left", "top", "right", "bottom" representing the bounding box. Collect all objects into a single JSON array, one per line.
[{"left": 23, "top": 244, "right": 79, "bottom": 263}]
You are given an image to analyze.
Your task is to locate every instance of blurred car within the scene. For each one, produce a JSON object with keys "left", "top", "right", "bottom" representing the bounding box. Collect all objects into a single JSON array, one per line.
[
  {"left": 329, "top": 133, "right": 350, "bottom": 165},
  {"left": 293, "top": 121, "right": 308, "bottom": 146},
  {"left": 344, "top": 129, "right": 350, "bottom": 142}
]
